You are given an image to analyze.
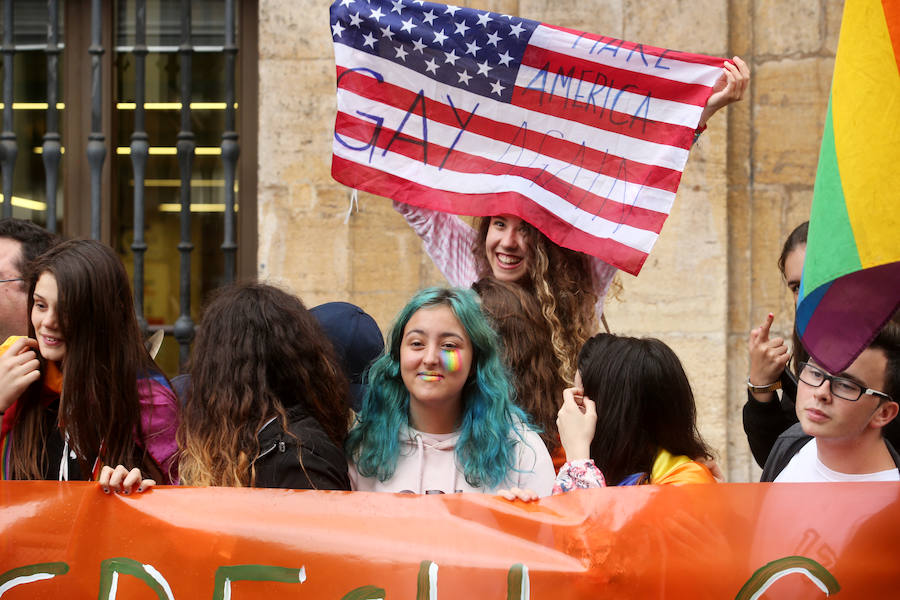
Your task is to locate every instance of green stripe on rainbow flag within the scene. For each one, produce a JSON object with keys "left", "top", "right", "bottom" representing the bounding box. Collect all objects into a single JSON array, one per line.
[{"left": 798, "top": 96, "right": 860, "bottom": 301}]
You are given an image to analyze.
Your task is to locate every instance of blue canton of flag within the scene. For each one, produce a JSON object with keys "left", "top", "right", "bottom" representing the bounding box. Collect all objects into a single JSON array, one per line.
[{"left": 330, "top": 0, "right": 538, "bottom": 102}]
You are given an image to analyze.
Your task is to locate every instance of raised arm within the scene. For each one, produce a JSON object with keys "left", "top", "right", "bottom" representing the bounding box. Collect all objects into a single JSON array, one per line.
[
  {"left": 553, "top": 388, "right": 607, "bottom": 493},
  {"left": 393, "top": 200, "right": 479, "bottom": 287},
  {"left": 697, "top": 56, "right": 750, "bottom": 129}
]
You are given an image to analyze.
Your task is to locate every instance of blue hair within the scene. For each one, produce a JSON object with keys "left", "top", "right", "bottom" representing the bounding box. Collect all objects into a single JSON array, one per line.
[{"left": 346, "top": 287, "right": 532, "bottom": 489}]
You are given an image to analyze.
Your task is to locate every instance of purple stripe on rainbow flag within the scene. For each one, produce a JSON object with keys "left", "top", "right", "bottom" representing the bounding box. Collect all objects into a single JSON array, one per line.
[{"left": 797, "top": 262, "right": 900, "bottom": 374}]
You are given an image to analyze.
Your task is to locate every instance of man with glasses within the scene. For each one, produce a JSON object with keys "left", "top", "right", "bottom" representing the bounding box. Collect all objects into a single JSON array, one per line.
[
  {"left": 761, "top": 318, "right": 900, "bottom": 482},
  {"left": 0, "top": 218, "right": 56, "bottom": 341}
]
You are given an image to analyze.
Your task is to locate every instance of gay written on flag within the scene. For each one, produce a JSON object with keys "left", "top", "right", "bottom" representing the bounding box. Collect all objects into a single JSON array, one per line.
[
  {"left": 796, "top": 0, "right": 900, "bottom": 373},
  {"left": 329, "top": 0, "right": 724, "bottom": 275}
]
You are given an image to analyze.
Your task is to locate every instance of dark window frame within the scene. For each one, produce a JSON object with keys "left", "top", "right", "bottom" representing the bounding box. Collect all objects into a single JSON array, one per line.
[{"left": 60, "top": 0, "right": 257, "bottom": 280}]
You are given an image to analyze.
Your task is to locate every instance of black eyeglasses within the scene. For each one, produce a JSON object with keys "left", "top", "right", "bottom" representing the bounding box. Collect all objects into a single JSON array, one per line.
[
  {"left": 0, "top": 277, "right": 23, "bottom": 284},
  {"left": 798, "top": 361, "right": 893, "bottom": 402}
]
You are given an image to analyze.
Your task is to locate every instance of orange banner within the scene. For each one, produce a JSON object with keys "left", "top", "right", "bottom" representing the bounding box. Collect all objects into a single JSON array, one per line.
[{"left": 1, "top": 481, "right": 899, "bottom": 598}]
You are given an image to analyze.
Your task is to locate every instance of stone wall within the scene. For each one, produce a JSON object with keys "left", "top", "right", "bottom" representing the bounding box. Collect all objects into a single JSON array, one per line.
[
  {"left": 257, "top": 0, "right": 842, "bottom": 481},
  {"left": 725, "top": 0, "right": 840, "bottom": 481}
]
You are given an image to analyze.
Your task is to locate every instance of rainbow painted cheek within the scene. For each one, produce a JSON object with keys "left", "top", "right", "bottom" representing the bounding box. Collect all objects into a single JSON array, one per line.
[{"left": 441, "top": 349, "right": 462, "bottom": 373}]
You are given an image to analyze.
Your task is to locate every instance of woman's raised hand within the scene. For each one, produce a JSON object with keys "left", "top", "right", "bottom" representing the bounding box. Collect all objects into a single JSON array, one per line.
[
  {"left": 99, "top": 465, "right": 155, "bottom": 495},
  {"left": 697, "top": 56, "right": 750, "bottom": 128},
  {"left": 0, "top": 337, "right": 41, "bottom": 413},
  {"left": 556, "top": 387, "right": 597, "bottom": 462}
]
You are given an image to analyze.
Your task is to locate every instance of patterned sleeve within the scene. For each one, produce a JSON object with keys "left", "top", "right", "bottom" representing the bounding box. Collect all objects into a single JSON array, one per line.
[
  {"left": 394, "top": 200, "right": 618, "bottom": 320},
  {"left": 553, "top": 459, "right": 607, "bottom": 494},
  {"left": 137, "top": 373, "right": 180, "bottom": 484},
  {"left": 393, "top": 200, "right": 479, "bottom": 287},
  {"left": 590, "top": 258, "right": 617, "bottom": 322}
]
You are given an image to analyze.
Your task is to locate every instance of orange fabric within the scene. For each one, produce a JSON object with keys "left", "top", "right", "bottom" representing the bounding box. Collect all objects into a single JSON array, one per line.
[
  {"left": 1, "top": 481, "right": 895, "bottom": 598},
  {"left": 883, "top": 0, "right": 900, "bottom": 75},
  {"left": 43, "top": 361, "right": 62, "bottom": 394}
]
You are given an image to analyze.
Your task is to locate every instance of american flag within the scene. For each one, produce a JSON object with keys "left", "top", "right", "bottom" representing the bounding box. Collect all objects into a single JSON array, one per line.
[{"left": 330, "top": 0, "right": 723, "bottom": 275}]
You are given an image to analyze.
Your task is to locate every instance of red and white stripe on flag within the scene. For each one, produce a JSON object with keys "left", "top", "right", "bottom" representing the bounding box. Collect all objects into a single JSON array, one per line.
[{"left": 330, "top": 0, "right": 723, "bottom": 275}]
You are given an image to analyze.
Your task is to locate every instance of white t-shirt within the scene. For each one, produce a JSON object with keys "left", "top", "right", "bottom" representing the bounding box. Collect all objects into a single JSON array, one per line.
[{"left": 775, "top": 438, "right": 900, "bottom": 482}]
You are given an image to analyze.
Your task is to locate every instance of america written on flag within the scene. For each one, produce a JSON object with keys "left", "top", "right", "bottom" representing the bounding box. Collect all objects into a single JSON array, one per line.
[{"left": 330, "top": 0, "right": 725, "bottom": 275}]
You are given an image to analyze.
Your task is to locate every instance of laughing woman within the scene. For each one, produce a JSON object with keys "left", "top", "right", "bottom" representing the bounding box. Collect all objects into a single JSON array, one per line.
[
  {"left": 346, "top": 287, "right": 555, "bottom": 495},
  {"left": 0, "top": 240, "right": 178, "bottom": 484},
  {"left": 393, "top": 57, "right": 750, "bottom": 385}
]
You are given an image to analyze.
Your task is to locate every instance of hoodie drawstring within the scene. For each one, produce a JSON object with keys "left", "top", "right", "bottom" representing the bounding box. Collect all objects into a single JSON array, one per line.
[
  {"left": 59, "top": 436, "right": 69, "bottom": 481},
  {"left": 414, "top": 433, "right": 425, "bottom": 495},
  {"left": 448, "top": 460, "right": 458, "bottom": 494}
]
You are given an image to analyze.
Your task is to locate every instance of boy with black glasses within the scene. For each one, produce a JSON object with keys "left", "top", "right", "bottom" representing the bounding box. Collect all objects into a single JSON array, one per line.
[{"left": 761, "top": 317, "right": 900, "bottom": 482}]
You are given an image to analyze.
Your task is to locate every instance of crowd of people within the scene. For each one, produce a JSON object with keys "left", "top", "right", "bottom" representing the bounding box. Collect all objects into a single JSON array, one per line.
[
  {"left": 1, "top": 52, "right": 898, "bottom": 497},
  {"left": 1, "top": 207, "right": 896, "bottom": 498}
]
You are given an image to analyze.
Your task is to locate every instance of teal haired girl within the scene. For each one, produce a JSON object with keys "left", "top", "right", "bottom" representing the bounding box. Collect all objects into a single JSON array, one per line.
[{"left": 346, "top": 287, "right": 555, "bottom": 495}]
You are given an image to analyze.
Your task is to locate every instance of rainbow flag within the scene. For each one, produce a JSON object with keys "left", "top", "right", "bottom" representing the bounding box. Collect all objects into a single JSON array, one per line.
[{"left": 796, "top": 0, "right": 900, "bottom": 374}]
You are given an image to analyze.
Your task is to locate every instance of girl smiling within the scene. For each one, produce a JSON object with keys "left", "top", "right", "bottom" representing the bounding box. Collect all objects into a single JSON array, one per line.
[
  {"left": 346, "top": 287, "right": 554, "bottom": 495},
  {"left": 0, "top": 240, "right": 177, "bottom": 483}
]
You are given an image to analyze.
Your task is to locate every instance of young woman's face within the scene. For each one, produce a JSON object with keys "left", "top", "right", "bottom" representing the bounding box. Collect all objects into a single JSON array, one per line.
[
  {"left": 32, "top": 272, "right": 66, "bottom": 363},
  {"left": 484, "top": 215, "right": 532, "bottom": 283},
  {"left": 400, "top": 304, "right": 473, "bottom": 433},
  {"left": 783, "top": 243, "right": 806, "bottom": 305}
]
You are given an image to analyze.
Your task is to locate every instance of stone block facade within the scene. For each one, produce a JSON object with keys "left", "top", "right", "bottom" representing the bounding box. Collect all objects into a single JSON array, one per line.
[{"left": 257, "top": 0, "right": 843, "bottom": 482}]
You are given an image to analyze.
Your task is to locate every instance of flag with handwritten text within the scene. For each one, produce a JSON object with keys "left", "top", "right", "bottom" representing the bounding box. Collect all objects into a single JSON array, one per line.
[{"left": 329, "top": 0, "right": 724, "bottom": 275}]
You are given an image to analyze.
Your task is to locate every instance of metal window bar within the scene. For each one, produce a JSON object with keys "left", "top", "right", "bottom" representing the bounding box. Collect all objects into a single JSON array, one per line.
[
  {"left": 130, "top": 0, "right": 149, "bottom": 334},
  {"left": 173, "top": 0, "right": 195, "bottom": 367},
  {"left": 221, "top": 0, "right": 237, "bottom": 283},
  {"left": 0, "top": 0, "right": 16, "bottom": 218},
  {"left": 3, "top": 1, "right": 242, "bottom": 372},
  {"left": 87, "top": 0, "right": 106, "bottom": 240},
  {"left": 42, "top": 0, "right": 61, "bottom": 233}
]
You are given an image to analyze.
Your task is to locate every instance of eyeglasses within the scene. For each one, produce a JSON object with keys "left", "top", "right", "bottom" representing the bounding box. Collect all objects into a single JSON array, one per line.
[
  {"left": 798, "top": 361, "right": 893, "bottom": 402},
  {"left": 0, "top": 277, "right": 23, "bottom": 284}
]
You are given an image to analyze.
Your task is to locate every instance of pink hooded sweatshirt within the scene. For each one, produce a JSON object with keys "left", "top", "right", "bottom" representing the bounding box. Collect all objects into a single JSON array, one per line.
[{"left": 349, "top": 424, "right": 555, "bottom": 496}]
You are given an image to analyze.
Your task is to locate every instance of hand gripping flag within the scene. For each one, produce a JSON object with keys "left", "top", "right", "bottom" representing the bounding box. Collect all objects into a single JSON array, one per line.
[
  {"left": 796, "top": 0, "right": 900, "bottom": 374},
  {"left": 329, "top": 0, "right": 724, "bottom": 275}
]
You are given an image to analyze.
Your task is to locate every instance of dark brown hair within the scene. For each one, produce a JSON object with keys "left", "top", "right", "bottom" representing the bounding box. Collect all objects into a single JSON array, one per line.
[
  {"left": 11, "top": 239, "right": 164, "bottom": 481},
  {"left": 777, "top": 221, "right": 809, "bottom": 277},
  {"left": 870, "top": 314, "right": 900, "bottom": 402},
  {"left": 473, "top": 277, "right": 564, "bottom": 452},
  {"left": 0, "top": 218, "right": 58, "bottom": 292},
  {"left": 179, "top": 282, "right": 351, "bottom": 487},
  {"left": 779, "top": 221, "right": 810, "bottom": 374},
  {"left": 472, "top": 217, "right": 598, "bottom": 384}
]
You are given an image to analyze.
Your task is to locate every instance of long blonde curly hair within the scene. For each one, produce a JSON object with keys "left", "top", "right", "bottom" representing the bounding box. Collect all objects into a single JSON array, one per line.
[{"left": 473, "top": 217, "right": 598, "bottom": 384}]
